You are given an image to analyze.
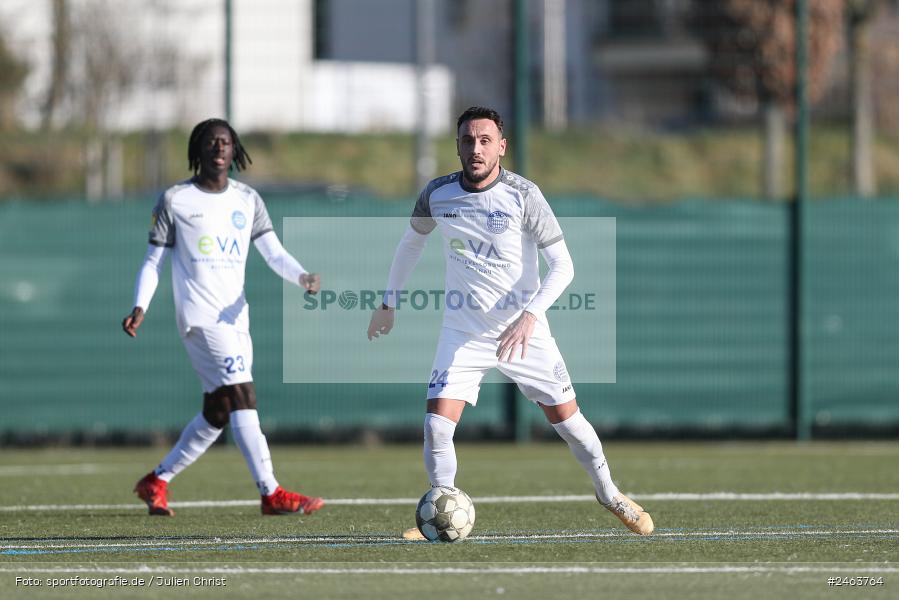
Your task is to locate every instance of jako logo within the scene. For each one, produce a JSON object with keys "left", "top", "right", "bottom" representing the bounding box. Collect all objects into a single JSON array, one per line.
[
  {"left": 198, "top": 235, "right": 241, "bottom": 256},
  {"left": 449, "top": 238, "right": 502, "bottom": 259}
]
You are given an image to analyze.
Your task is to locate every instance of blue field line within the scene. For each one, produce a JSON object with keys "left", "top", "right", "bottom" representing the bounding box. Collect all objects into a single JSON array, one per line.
[
  {"left": 482, "top": 523, "right": 895, "bottom": 536},
  {"left": 3, "top": 527, "right": 897, "bottom": 556},
  {"left": 3, "top": 534, "right": 893, "bottom": 556},
  {"left": 1, "top": 541, "right": 413, "bottom": 556},
  {"left": 2, "top": 545, "right": 263, "bottom": 556},
  {"left": 473, "top": 531, "right": 899, "bottom": 545}
]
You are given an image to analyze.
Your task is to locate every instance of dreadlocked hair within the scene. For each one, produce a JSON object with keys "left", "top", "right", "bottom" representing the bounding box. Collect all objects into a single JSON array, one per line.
[{"left": 187, "top": 118, "right": 252, "bottom": 175}]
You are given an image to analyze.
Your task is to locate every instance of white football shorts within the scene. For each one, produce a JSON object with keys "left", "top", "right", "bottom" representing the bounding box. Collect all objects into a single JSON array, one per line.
[
  {"left": 426, "top": 325, "right": 576, "bottom": 406},
  {"left": 181, "top": 326, "right": 254, "bottom": 393}
]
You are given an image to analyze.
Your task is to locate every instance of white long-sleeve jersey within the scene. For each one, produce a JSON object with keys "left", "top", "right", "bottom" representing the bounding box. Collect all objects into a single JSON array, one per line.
[
  {"left": 142, "top": 178, "right": 304, "bottom": 333},
  {"left": 385, "top": 168, "right": 573, "bottom": 339}
]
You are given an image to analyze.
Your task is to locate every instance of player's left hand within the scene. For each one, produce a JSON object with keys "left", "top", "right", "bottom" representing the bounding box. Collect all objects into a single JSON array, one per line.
[
  {"left": 367, "top": 305, "right": 395, "bottom": 340},
  {"left": 122, "top": 306, "right": 145, "bottom": 338},
  {"left": 496, "top": 311, "right": 537, "bottom": 362},
  {"left": 300, "top": 272, "right": 320, "bottom": 294}
]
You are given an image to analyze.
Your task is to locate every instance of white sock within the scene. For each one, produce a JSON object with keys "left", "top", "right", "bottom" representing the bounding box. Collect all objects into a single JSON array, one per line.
[
  {"left": 551, "top": 410, "right": 620, "bottom": 504},
  {"left": 423, "top": 413, "right": 457, "bottom": 487},
  {"left": 155, "top": 413, "right": 222, "bottom": 482},
  {"left": 230, "top": 409, "right": 279, "bottom": 496}
]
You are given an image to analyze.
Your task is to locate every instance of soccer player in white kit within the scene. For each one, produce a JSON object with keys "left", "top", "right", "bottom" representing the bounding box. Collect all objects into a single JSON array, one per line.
[
  {"left": 122, "top": 119, "right": 324, "bottom": 516},
  {"left": 368, "top": 107, "right": 653, "bottom": 538}
]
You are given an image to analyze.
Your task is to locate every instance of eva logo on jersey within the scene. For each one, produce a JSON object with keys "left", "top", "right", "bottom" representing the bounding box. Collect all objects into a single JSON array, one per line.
[
  {"left": 197, "top": 235, "right": 241, "bottom": 256},
  {"left": 449, "top": 238, "right": 503, "bottom": 260}
]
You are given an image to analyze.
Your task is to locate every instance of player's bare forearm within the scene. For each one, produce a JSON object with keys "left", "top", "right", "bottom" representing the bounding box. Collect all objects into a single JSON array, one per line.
[{"left": 122, "top": 306, "right": 145, "bottom": 338}]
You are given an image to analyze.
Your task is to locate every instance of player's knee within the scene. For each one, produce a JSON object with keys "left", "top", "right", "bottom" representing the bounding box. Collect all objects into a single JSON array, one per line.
[
  {"left": 229, "top": 382, "right": 257, "bottom": 411},
  {"left": 202, "top": 390, "right": 231, "bottom": 429},
  {"left": 541, "top": 397, "right": 579, "bottom": 424},
  {"left": 424, "top": 413, "right": 456, "bottom": 446},
  {"left": 202, "top": 383, "right": 256, "bottom": 426}
]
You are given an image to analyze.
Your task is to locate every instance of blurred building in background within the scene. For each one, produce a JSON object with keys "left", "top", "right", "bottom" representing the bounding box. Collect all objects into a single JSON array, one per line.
[
  {"left": 3, "top": 0, "right": 899, "bottom": 133},
  {"left": 0, "top": 0, "right": 706, "bottom": 132},
  {"left": 1, "top": 0, "right": 453, "bottom": 133},
  {"left": 0, "top": 0, "right": 898, "bottom": 202}
]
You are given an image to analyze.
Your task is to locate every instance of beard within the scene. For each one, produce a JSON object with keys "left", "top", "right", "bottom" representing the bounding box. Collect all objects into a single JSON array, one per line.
[{"left": 461, "top": 157, "right": 496, "bottom": 184}]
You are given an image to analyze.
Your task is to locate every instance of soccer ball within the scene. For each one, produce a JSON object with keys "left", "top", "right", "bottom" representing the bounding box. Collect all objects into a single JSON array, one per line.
[{"left": 415, "top": 486, "right": 476, "bottom": 543}]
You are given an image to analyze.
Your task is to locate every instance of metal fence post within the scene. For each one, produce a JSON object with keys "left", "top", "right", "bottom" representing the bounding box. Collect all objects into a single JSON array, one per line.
[
  {"left": 513, "top": 0, "right": 530, "bottom": 178},
  {"left": 224, "top": 0, "right": 233, "bottom": 122},
  {"left": 791, "top": 0, "right": 810, "bottom": 441}
]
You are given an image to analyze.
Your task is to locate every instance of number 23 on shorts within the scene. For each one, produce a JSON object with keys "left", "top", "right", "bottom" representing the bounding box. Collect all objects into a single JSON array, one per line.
[{"left": 224, "top": 355, "right": 245, "bottom": 374}]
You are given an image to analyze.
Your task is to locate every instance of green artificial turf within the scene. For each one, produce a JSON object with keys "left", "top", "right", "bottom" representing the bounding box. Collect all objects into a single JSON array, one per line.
[{"left": 0, "top": 442, "right": 896, "bottom": 599}]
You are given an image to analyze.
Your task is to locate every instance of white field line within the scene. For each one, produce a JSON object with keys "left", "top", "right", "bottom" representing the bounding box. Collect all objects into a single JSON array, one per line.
[
  {"left": 0, "top": 565, "right": 898, "bottom": 576},
  {"left": 2, "top": 529, "right": 898, "bottom": 551},
  {"left": 2, "top": 492, "right": 899, "bottom": 513}
]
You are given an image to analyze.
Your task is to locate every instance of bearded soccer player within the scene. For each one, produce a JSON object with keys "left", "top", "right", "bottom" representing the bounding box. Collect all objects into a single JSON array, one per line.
[
  {"left": 122, "top": 118, "right": 324, "bottom": 517},
  {"left": 368, "top": 106, "right": 653, "bottom": 539}
]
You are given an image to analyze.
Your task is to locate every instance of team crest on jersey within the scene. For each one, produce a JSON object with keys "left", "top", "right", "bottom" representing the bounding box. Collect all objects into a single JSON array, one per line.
[
  {"left": 486, "top": 210, "right": 510, "bottom": 234},
  {"left": 231, "top": 210, "right": 246, "bottom": 230},
  {"left": 553, "top": 361, "right": 570, "bottom": 382}
]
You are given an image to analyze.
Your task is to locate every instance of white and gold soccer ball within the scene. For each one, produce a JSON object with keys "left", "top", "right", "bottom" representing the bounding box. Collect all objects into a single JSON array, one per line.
[{"left": 415, "top": 486, "right": 476, "bottom": 543}]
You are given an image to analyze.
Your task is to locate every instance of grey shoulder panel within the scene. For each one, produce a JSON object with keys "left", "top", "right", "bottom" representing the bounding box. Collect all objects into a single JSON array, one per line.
[
  {"left": 148, "top": 180, "right": 190, "bottom": 247},
  {"left": 230, "top": 178, "right": 256, "bottom": 195},
  {"left": 411, "top": 172, "right": 460, "bottom": 234},
  {"left": 537, "top": 234, "right": 564, "bottom": 250},
  {"left": 430, "top": 171, "right": 462, "bottom": 191},
  {"left": 162, "top": 179, "right": 193, "bottom": 205},
  {"left": 249, "top": 189, "right": 274, "bottom": 241},
  {"left": 499, "top": 170, "right": 538, "bottom": 208},
  {"left": 502, "top": 171, "right": 564, "bottom": 249}
]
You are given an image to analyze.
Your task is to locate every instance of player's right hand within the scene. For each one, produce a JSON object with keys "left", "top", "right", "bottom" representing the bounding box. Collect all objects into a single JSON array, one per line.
[
  {"left": 300, "top": 272, "right": 321, "bottom": 294},
  {"left": 367, "top": 305, "right": 395, "bottom": 340},
  {"left": 122, "top": 306, "right": 145, "bottom": 338}
]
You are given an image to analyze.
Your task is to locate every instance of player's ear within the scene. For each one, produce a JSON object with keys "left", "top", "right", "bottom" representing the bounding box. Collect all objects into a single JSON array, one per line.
[{"left": 499, "top": 137, "right": 507, "bottom": 157}]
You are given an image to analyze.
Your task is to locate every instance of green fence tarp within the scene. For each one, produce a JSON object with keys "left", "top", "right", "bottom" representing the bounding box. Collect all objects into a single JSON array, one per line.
[{"left": 1, "top": 195, "right": 897, "bottom": 435}]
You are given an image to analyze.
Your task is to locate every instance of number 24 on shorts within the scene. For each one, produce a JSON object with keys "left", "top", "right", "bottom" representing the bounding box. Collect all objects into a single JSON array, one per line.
[
  {"left": 224, "top": 355, "right": 245, "bottom": 374},
  {"left": 429, "top": 369, "right": 448, "bottom": 388}
]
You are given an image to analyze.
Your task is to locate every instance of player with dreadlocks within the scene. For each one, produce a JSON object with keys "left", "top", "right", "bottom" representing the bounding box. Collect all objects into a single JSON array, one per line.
[
  {"left": 188, "top": 118, "right": 252, "bottom": 174},
  {"left": 122, "top": 118, "right": 325, "bottom": 517}
]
